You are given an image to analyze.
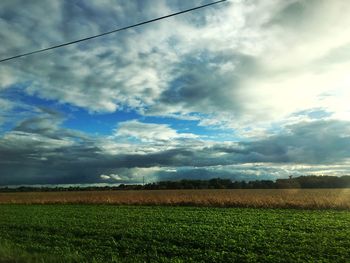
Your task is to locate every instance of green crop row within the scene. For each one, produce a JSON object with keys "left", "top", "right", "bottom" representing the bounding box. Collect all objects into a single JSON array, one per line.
[{"left": 0, "top": 205, "right": 349, "bottom": 262}]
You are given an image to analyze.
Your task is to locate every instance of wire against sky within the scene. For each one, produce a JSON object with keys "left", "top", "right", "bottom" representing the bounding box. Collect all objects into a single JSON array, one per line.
[{"left": 0, "top": 0, "right": 227, "bottom": 63}]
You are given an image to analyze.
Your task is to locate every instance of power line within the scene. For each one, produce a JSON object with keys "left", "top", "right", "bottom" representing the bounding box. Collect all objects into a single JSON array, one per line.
[{"left": 0, "top": 0, "right": 227, "bottom": 63}]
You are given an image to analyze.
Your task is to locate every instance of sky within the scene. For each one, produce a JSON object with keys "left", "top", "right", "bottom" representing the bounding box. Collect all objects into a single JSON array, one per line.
[{"left": 1, "top": 0, "right": 350, "bottom": 186}]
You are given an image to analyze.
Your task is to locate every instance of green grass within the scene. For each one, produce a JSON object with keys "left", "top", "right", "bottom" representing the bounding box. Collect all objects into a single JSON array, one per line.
[{"left": 0, "top": 205, "right": 349, "bottom": 262}]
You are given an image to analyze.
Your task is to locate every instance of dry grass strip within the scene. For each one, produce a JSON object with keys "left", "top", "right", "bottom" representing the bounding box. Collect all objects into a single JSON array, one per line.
[{"left": 1, "top": 189, "right": 350, "bottom": 209}]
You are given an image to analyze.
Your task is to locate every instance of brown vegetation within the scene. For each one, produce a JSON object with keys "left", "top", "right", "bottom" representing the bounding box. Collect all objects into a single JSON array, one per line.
[{"left": 1, "top": 189, "right": 350, "bottom": 209}]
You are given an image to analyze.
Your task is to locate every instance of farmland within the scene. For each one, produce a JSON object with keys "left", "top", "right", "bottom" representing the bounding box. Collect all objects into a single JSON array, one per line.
[
  {"left": 1, "top": 204, "right": 350, "bottom": 262},
  {"left": 1, "top": 189, "right": 350, "bottom": 209}
]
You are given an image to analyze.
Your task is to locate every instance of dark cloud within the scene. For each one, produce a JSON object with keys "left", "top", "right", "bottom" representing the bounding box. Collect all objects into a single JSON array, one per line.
[
  {"left": 292, "top": 108, "right": 333, "bottom": 120},
  {"left": 241, "top": 120, "right": 350, "bottom": 164},
  {"left": 158, "top": 52, "right": 257, "bottom": 115},
  {"left": 1, "top": 117, "right": 350, "bottom": 185},
  {"left": 265, "top": 1, "right": 308, "bottom": 29}
]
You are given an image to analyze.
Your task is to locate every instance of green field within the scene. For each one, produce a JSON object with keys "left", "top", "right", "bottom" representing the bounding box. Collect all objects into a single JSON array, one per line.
[{"left": 0, "top": 205, "right": 349, "bottom": 262}]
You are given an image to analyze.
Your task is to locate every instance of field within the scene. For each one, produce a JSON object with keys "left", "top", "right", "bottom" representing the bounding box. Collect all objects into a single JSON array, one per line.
[
  {"left": 1, "top": 189, "right": 350, "bottom": 209},
  {"left": 0, "top": 204, "right": 350, "bottom": 262}
]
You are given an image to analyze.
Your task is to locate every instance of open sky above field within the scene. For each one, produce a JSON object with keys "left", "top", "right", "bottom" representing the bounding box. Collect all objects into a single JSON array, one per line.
[{"left": 1, "top": 0, "right": 350, "bottom": 186}]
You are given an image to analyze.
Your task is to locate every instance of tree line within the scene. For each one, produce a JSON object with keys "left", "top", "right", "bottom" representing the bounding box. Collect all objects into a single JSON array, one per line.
[
  {"left": 141, "top": 175, "right": 350, "bottom": 190},
  {"left": 1, "top": 175, "right": 350, "bottom": 192}
]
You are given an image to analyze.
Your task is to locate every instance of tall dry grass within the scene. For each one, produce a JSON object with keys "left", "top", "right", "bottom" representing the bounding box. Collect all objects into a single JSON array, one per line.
[{"left": 0, "top": 189, "right": 349, "bottom": 209}]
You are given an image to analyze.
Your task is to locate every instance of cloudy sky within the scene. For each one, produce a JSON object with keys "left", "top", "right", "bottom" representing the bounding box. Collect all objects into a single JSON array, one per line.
[{"left": 1, "top": 0, "right": 350, "bottom": 186}]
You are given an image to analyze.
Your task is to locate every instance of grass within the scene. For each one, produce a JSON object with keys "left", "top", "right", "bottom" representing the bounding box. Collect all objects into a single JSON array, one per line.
[
  {"left": 0, "top": 205, "right": 350, "bottom": 262},
  {"left": 1, "top": 189, "right": 350, "bottom": 209}
]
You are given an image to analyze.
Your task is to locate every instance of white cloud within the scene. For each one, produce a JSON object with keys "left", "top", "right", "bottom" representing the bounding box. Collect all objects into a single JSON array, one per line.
[
  {"left": 100, "top": 174, "right": 122, "bottom": 180},
  {"left": 1, "top": 0, "right": 349, "bottom": 130},
  {"left": 100, "top": 174, "right": 110, "bottom": 180},
  {"left": 114, "top": 120, "right": 198, "bottom": 142}
]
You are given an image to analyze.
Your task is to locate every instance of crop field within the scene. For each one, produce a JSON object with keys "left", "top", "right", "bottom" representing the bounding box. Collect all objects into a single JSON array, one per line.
[
  {"left": 1, "top": 189, "right": 350, "bottom": 209},
  {"left": 0, "top": 205, "right": 350, "bottom": 262}
]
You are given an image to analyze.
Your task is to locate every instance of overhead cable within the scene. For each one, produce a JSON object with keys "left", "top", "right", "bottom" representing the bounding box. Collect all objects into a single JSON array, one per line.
[{"left": 0, "top": 0, "right": 227, "bottom": 63}]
